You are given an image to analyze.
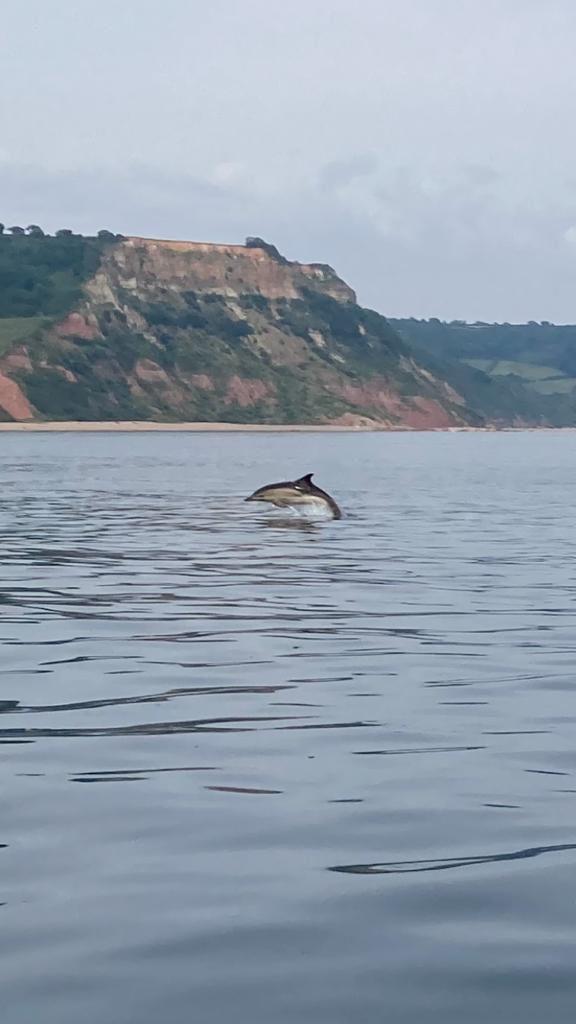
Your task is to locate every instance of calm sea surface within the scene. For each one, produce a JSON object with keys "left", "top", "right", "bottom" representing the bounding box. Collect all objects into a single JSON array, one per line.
[{"left": 1, "top": 430, "right": 576, "bottom": 1023}]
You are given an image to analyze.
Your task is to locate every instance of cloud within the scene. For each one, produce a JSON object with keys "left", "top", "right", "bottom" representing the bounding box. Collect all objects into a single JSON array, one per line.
[
  {"left": 319, "top": 155, "right": 380, "bottom": 193},
  {"left": 3, "top": 155, "right": 576, "bottom": 323},
  {"left": 3, "top": 0, "right": 576, "bottom": 321}
]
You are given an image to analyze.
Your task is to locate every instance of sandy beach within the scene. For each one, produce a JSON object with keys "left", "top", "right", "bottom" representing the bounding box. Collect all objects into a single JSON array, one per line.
[
  {"left": 0, "top": 421, "right": 392, "bottom": 433},
  {"left": 0, "top": 421, "right": 555, "bottom": 433}
]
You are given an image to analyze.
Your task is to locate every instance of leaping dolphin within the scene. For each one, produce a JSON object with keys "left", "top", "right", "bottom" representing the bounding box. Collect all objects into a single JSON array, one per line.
[{"left": 245, "top": 473, "right": 342, "bottom": 519}]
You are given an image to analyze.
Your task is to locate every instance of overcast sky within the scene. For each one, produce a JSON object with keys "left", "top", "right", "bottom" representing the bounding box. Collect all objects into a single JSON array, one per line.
[{"left": 2, "top": 0, "right": 576, "bottom": 322}]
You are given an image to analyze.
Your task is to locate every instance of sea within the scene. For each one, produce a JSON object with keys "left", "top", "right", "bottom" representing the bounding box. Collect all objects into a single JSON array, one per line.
[{"left": 1, "top": 429, "right": 576, "bottom": 1023}]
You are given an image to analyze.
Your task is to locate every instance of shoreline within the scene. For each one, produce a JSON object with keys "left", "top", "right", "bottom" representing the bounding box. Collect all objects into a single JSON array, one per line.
[
  {"left": 0, "top": 421, "right": 569, "bottom": 433},
  {"left": 0, "top": 421, "right": 416, "bottom": 433}
]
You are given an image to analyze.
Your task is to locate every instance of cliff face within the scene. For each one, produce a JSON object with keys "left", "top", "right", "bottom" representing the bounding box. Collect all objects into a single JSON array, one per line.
[
  {"left": 0, "top": 236, "right": 482, "bottom": 426},
  {"left": 105, "top": 238, "right": 357, "bottom": 303}
]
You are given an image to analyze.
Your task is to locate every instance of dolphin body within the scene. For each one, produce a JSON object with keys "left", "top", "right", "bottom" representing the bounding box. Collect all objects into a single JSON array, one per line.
[{"left": 245, "top": 473, "right": 342, "bottom": 519}]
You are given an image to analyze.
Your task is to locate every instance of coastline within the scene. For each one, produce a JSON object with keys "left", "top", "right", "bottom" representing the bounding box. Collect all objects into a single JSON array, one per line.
[
  {"left": 0, "top": 421, "right": 562, "bottom": 433},
  {"left": 0, "top": 421, "right": 395, "bottom": 433}
]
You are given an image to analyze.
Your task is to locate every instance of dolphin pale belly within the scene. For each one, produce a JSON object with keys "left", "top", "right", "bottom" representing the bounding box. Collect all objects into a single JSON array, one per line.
[{"left": 245, "top": 473, "right": 342, "bottom": 519}]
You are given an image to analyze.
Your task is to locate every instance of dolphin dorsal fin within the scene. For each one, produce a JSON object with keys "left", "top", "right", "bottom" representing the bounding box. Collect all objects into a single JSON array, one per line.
[{"left": 295, "top": 473, "right": 314, "bottom": 487}]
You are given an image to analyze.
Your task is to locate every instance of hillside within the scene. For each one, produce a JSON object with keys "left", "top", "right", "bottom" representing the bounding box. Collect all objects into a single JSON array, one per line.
[
  {"left": 391, "top": 318, "right": 576, "bottom": 426},
  {"left": 0, "top": 231, "right": 483, "bottom": 427}
]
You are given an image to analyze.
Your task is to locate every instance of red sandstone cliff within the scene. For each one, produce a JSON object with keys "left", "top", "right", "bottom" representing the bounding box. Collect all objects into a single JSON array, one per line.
[{"left": 0, "top": 236, "right": 481, "bottom": 426}]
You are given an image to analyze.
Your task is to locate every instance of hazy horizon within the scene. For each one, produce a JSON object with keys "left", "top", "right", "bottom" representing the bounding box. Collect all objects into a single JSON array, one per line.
[{"left": 3, "top": 0, "right": 576, "bottom": 323}]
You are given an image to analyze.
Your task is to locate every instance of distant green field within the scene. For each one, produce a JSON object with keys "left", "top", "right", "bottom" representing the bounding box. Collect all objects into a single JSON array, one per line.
[
  {"left": 465, "top": 358, "right": 576, "bottom": 394},
  {"left": 0, "top": 317, "right": 49, "bottom": 354},
  {"left": 465, "top": 358, "right": 566, "bottom": 381}
]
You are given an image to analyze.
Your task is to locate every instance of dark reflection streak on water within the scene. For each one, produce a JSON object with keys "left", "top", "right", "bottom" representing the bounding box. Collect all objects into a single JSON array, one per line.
[
  {"left": 289, "top": 677, "right": 355, "bottom": 684},
  {"left": 72, "top": 776, "right": 144, "bottom": 783},
  {"left": 0, "top": 715, "right": 310, "bottom": 738},
  {"left": 284, "top": 648, "right": 405, "bottom": 660},
  {"left": 329, "top": 843, "right": 576, "bottom": 875},
  {"left": 3, "top": 684, "right": 294, "bottom": 716},
  {"left": 205, "top": 786, "right": 284, "bottom": 795},
  {"left": 354, "top": 745, "right": 485, "bottom": 756},
  {"left": 484, "top": 730, "right": 550, "bottom": 735},
  {"left": 273, "top": 720, "right": 374, "bottom": 731},
  {"left": 73, "top": 767, "right": 220, "bottom": 777},
  {"left": 39, "top": 655, "right": 140, "bottom": 666},
  {"left": 4, "top": 636, "right": 92, "bottom": 647},
  {"left": 145, "top": 659, "right": 273, "bottom": 669},
  {"left": 427, "top": 671, "right": 576, "bottom": 687},
  {"left": 2, "top": 607, "right": 117, "bottom": 621},
  {"left": 484, "top": 804, "right": 521, "bottom": 809},
  {"left": 439, "top": 701, "right": 490, "bottom": 706},
  {"left": 271, "top": 702, "right": 323, "bottom": 707},
  {"left": 425, "top": 682, "right": 476, "bottom": 688}
]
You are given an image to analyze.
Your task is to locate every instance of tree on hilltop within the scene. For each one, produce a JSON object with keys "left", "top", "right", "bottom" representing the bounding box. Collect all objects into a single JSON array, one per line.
[{"left": 245, "top": 236, "right": 287, "bottom": 263}]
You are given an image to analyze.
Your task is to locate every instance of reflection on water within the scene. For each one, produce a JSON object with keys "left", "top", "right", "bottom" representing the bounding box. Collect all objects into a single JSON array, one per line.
[
  {"left": 2, "top": 430, "right": 576, "bottom": 1024},
  {"left": 330, "top": 842, "right": 576, "bottom": 874},
  {"left": 259, "top": 514, "right": 324, "bottom": 531}
]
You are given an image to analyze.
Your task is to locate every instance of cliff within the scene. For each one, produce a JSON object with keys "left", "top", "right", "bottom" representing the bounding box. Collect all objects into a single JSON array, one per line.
[
  {"left": 0, "top": 233, "right": 502, "bottom": 426},
  {"left": 110, "top": 238, "right": 357, "bottom": 303}
]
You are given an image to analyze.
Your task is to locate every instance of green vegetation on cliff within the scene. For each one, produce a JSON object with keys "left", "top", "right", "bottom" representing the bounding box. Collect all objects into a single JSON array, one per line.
[
  {"left": 11, "top": 289, "right": 428, "bottom": 423},
  {"left": 0, "top": 317, "right": 50, "bottom": 354},
  {"left": 0, "top": 229, "right": 120, "bottom": 319}
]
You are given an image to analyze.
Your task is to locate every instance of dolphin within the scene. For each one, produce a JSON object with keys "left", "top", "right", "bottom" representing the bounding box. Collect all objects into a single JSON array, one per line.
[{"left": 245, "top": 473, "right": 342, "bottom": 519}]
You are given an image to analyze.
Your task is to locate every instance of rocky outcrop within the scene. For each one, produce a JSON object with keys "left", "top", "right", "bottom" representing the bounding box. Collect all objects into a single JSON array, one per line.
[
  {"left": 87, "top": 237, "right": 356, "bottom": 305},
  {"left": 0, "top": 373, "right": 34, "bottom": 420}
]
